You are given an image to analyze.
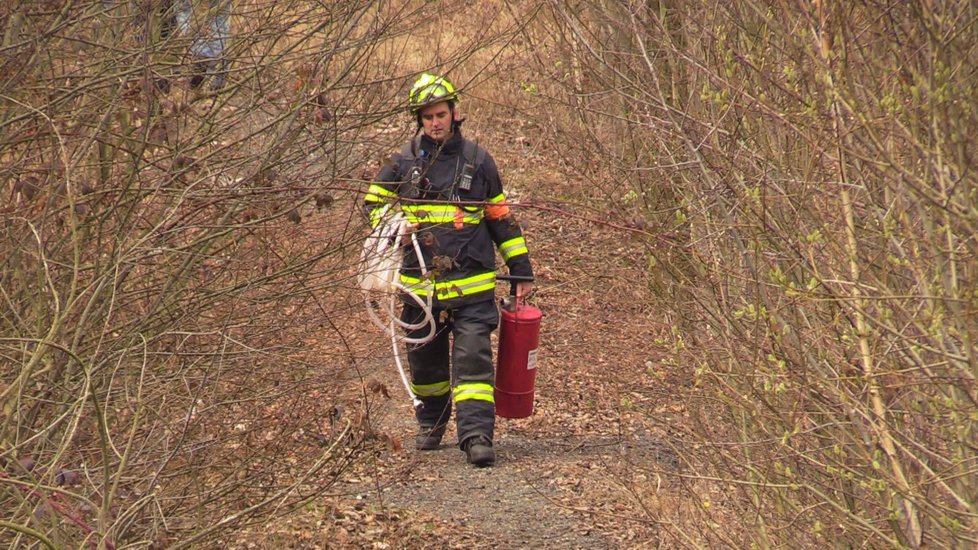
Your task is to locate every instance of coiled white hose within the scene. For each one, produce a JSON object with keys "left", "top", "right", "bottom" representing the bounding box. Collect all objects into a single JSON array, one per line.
[{"left": 360, "top": 205, "right": 436, "bottom": 408}]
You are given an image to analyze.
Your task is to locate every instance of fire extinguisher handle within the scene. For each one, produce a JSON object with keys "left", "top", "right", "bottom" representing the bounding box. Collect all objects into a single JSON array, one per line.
[{"left": 496, "top": 274, "right": 534, "bottom": 297}]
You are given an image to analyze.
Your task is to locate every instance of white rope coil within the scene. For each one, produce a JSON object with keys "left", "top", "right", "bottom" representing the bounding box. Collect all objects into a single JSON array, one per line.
[{"left": 360, "top": 205, "right": 436, "bottom": 408}]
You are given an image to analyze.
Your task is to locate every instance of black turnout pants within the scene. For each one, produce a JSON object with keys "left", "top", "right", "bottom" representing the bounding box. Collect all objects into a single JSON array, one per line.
[{"left": 401, "top": 298, "right": 499, "bottom": 446}]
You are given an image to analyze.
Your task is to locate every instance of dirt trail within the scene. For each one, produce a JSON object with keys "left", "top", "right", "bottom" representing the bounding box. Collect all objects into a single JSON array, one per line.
[
  {"left": 336, "top": 387, "right": 619, "bottom": 549},
  {"left": 326, "top": 355, "right": 677, "bottom": 549}
]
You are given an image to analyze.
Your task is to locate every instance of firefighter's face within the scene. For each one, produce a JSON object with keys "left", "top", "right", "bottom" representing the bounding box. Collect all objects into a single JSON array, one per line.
[{"left": 420, "top": 101, "right": 453, "bottom": 142}]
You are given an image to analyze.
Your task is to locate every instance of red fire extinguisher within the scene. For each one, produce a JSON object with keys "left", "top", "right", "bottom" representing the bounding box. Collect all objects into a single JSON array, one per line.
[{"left": 495, "top": 275, "right": 542, "bottom": 418}]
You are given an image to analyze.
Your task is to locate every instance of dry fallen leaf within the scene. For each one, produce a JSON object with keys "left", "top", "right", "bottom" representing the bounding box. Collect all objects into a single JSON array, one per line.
[{"left": 368, "top": 380, "right": 391, "bottom": 399}]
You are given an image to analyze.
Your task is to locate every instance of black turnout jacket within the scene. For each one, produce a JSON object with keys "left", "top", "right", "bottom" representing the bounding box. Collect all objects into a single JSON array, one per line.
[{"left": 364, "top": 130, "right": 533, "bottom": 308}]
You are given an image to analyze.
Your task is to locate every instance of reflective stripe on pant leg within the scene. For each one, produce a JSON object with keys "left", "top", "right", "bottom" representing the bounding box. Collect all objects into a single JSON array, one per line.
[
  {"left": 401, "top": 304, "right": 452, "bottom": 427},
  {"left": 453, "top": 382, "right": 494, "bottom": 403},
  {"left": 450, "top": 300, "right": 499, "bottom": 444},
  {"left": 411, "top": 380, "right": 450, "bottom": 397}
]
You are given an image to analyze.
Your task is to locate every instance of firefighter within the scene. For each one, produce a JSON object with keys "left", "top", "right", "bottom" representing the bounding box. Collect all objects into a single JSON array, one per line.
[{"left": 364, "top": 73, "right": 534, "bottom": 467}]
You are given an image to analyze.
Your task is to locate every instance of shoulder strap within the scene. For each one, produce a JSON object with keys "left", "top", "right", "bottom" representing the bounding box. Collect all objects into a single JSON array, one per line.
[
  {"left": 399, "top": 136, "right": 423, "bottom": 163},
  {"left": 398, "top": 136, "right": 424, "bottom": 195},
  {"left": 463, "top": 139, "right": 486, "bottom": 167},
  {"left": 399, "top": 142, "right": 413, "bottom": 161},
  {"left": 456, "top": 139, "right": 487, "bottom": 196}
]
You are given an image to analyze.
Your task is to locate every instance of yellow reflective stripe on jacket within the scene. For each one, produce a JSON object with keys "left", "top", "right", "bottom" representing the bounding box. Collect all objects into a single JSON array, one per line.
[
  {"left": 401, "top": 204, "right": 483, "bottom": 225},
  {"left": 365, "top": 184, "right": 397, "bottom": 204},
  {"left": 433, "top": 271, "right": 496, "bottom": 300},
  {"left": 489, "top": 193, "right": 505, "bottom": 204},
  {"left": 399, "top": 274, "right": 434, "bottom": 297},
  {"left": 498, "top": 236, "right": 528, "bottom": 261},
  {"left": 399, "top": 271, "right": 496, "bottom": 300},
  {"left": 411, "top": 380, "right": 451, "bottom": 397},
  {"left": 453, "top": 382, "right": 495, "bottom": 403},
  {"left": 368, "top": 207, "right": 387, "bottom": 229}
]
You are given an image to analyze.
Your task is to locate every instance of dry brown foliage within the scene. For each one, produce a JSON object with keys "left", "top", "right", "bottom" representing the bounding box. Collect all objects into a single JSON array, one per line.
[
  {"left": 3, "top": 0, "right": 977, "bottom": 548},
  {"left": 510, "top": 0, "right": 978, "bottom": 547}
]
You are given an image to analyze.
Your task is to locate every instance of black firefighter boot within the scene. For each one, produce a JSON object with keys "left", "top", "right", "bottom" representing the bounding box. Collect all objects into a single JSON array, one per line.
[
  {"left": 462, "top": 435, "right": 495, "bottom": 467},
  {"left": 415, "top": 396, "right": 451, "bottom": 451},
  {"left": 415, "top": 424, "right": 446, "bottom": 451}
]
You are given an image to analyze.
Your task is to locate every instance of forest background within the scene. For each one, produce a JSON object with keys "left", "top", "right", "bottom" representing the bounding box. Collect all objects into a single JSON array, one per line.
[{"left": 2, "top": 0, "right": 977, "bottom": 548}]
